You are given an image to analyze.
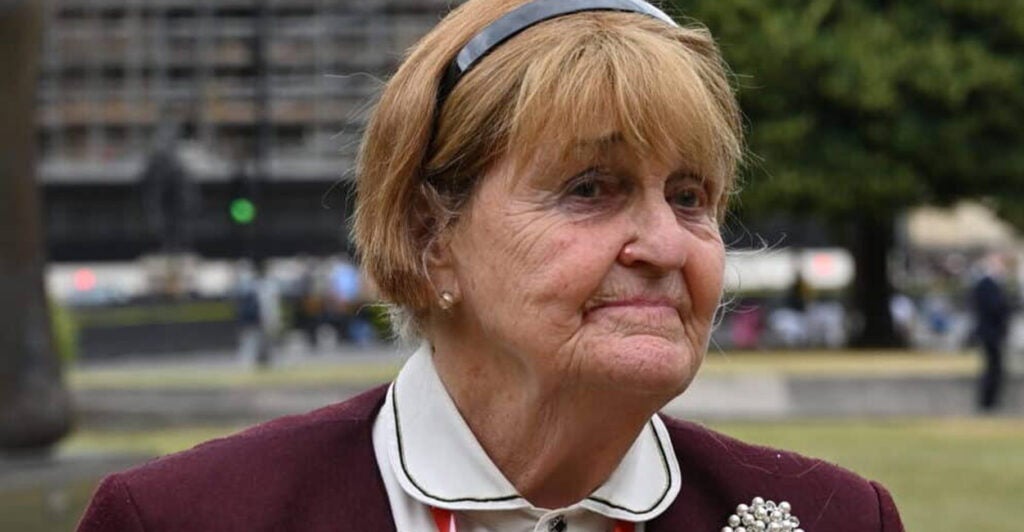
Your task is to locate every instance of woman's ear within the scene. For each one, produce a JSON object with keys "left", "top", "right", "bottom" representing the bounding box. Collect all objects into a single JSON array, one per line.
[
  {"left": 425, "top": 230, "right": 461, "bottom": 305},
  {"left": 410, "top": 179, "right": 461, "bottom": 309}
]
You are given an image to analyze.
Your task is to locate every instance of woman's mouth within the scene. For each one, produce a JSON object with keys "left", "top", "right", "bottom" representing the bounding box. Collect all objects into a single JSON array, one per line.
[
  {"left": 590, "top": 297, "right": 677, "bottom": 310},
  {"left": 584, "top": 297, "right": 682, "bottom": 323}
]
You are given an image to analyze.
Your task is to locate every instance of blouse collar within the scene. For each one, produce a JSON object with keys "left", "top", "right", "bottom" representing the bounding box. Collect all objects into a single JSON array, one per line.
[{"left": 381, "top": 342, "right": 682, "bottom": 522}]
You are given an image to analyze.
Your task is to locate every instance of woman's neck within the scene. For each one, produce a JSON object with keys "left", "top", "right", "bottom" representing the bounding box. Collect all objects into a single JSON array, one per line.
[{"left": 431, "top": 336, "right": 663, "bottom": 509}]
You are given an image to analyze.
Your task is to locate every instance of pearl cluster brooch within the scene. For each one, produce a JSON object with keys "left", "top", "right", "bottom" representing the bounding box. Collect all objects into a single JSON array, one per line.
[{"left": 721, "top": 497, "right": 803, "bottom": 532}]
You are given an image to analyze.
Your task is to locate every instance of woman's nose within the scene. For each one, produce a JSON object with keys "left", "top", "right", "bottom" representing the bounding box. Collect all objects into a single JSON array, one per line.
[{"left": 617, "top": 198, "right": 690, "bottom": 272}]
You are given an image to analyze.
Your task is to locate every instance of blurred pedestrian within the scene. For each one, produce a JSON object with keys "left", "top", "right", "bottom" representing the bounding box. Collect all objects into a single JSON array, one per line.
[
  {"left": 769, "top": 269, "right": 811, "bottom": 347},
  {"left": 324, "top": 256, "right": 359, "bottom": 341},
  {"left": 293, "top": 260, "right": 323, "bottom": 349},
  {"left": 324, "top": 255, "right": 378, "bottom": 346},
  {"left": 784, "top": 270, "right": 810, "bottom": 313},
  {"left": 236, "top": 263, "right": 281, "bottom": 368},
  {"left": 970, "top": 252, "right": 1013, "bottom": 412},
  {"left": 890, "top": 292, "right": 916, "bottom": 343}
]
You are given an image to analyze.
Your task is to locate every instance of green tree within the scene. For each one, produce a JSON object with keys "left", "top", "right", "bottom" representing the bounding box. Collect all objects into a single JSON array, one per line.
[{"left": 676, "top": 0, "right": 1024, "bottom": 346}]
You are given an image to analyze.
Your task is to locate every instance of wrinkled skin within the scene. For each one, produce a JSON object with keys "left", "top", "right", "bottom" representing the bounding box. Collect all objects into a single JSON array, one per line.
[{"left": 432, "top": 140, "right": 725, "bottom": 402}]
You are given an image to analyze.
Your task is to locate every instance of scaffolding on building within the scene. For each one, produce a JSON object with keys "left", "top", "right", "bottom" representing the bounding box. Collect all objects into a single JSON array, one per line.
[{"left": 37, "top": 0, "right": 450, "bottom": 184}]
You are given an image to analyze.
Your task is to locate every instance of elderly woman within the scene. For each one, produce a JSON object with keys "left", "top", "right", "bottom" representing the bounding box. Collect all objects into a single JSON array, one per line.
[{"left": 79, "top": 1, "right": 903, "bottom": 531}]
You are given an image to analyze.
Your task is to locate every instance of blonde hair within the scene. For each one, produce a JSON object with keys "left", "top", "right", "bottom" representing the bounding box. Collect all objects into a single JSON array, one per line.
[{"left": 354, "top": 0, "right": 743, "bottom": 335}]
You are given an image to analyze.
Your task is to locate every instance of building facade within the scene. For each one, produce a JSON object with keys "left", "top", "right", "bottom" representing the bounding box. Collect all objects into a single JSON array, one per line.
[{"left": 38, "top": 0, "right": 448, "bottom": 260}]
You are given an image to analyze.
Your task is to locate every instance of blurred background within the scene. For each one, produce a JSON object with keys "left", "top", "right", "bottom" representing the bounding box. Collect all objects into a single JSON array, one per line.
[{"left": 1, "top": 0, "right": 1022, "bottom": 530}]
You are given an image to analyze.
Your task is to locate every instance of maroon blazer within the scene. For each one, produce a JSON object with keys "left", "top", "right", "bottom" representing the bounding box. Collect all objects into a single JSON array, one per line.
[{"left": 78, "top": 385, "right": 903, "bottom": 531}]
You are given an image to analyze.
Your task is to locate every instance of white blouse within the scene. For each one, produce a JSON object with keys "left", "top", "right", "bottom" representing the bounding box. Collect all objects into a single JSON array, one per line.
[{"left": 371, "top": 343, "right": 682, "bottom": 532}]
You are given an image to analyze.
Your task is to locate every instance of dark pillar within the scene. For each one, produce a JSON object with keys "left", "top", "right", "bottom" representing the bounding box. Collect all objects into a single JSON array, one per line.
[
  {"left": 850, "top": 213, "right": 901, "bottom": 348},
  {"left": 0, "top": 0, "right": 72, "bottom": 452}
]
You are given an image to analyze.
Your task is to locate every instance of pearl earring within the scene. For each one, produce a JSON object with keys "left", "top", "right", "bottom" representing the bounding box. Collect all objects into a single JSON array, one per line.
[{"left": 438, "top": 291, "right": 457, "bottom": 311}]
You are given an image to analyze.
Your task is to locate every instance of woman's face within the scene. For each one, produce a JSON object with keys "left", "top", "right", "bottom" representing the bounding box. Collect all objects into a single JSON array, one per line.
[{"left": 436, "top": 138, "right": 725, "bottom": 399}]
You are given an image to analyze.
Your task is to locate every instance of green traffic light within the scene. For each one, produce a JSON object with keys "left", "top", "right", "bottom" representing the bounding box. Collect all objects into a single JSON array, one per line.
[{"left": 230, "top": 198, "right": 256, "bottom": 224}]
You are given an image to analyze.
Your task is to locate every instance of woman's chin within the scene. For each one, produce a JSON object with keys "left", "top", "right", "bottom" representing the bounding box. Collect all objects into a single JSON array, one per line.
[{"left": 584, "top": 334, "right": 703, "bottom": 399}]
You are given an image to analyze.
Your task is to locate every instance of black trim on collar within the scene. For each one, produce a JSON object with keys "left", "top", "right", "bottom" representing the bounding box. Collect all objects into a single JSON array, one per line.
[
  {"left": 392, "top": 381, "right": 523, "bottom": 503},
  {"left": 585, "top": 422, "right": 674, "bottom": 515},
  {"left": 391, "top": 381, "right": 674, "bottom": 512}
]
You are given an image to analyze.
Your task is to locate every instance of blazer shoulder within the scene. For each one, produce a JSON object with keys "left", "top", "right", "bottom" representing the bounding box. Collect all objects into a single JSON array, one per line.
[
  {"left": 124, "top": 383, "right": 388, "bottom": 479},
  {"left": 78, "top": 474, "right": 145, "bottom": 531},
  {"left": 660, "top": 415, "right": 866, "bottom": 481},
  {"left": 656, "top": 415, "right": 904, "bottom": 531},
  {"left": 79, "top": 384, "right": 393, "bottom": 531}
]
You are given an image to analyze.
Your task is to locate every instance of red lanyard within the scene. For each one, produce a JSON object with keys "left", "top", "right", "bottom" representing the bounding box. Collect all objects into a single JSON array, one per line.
[{"left": 431, "top": 507, "right": 635, "bottom": 532}]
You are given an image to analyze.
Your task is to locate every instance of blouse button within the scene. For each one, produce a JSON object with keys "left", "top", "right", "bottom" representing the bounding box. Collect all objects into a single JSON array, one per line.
[{"left": 547, "top": 515, "right": 567, "bottom": 532}]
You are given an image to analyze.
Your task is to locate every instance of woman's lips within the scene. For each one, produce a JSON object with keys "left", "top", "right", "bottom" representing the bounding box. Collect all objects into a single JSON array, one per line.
[
  {"left": 585, "top": 298, "right": 680, "bottom": 318},
  {"left": 591, "top": 298, "right": 676, "bottom": 309}
]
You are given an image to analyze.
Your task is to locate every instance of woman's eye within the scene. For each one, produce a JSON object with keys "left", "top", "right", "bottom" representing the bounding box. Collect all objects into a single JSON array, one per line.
[
  {"left": 669, "top": 186, "right": 709, "bottom": 211},
  {"left": 564, "top": 168, "right": 617, "bottom": 201},
  {"left": 559, "top": 169, "right": 626, "bottom": 214},
  {"left": 567, "top": 179, "right": 603, "bottom": 199}
]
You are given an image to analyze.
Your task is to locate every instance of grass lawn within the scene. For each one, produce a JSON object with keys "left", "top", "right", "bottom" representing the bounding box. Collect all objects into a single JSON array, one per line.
[
  {"left": 35, "top": 417, "right": 1020, "bottom": 532},
  {"left": 708, "top": 417, "right": 1024, "bottom": 532}
]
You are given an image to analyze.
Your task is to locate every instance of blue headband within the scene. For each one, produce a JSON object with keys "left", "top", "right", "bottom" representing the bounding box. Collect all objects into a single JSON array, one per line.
[{"left": 436, "top": 0, "right": 679, "bottom": 109}]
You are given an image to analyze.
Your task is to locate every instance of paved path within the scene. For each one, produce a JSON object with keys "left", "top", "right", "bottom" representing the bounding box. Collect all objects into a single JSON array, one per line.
[{"left": 68, "top": 344, "right": 1024, "bottom": 426}]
